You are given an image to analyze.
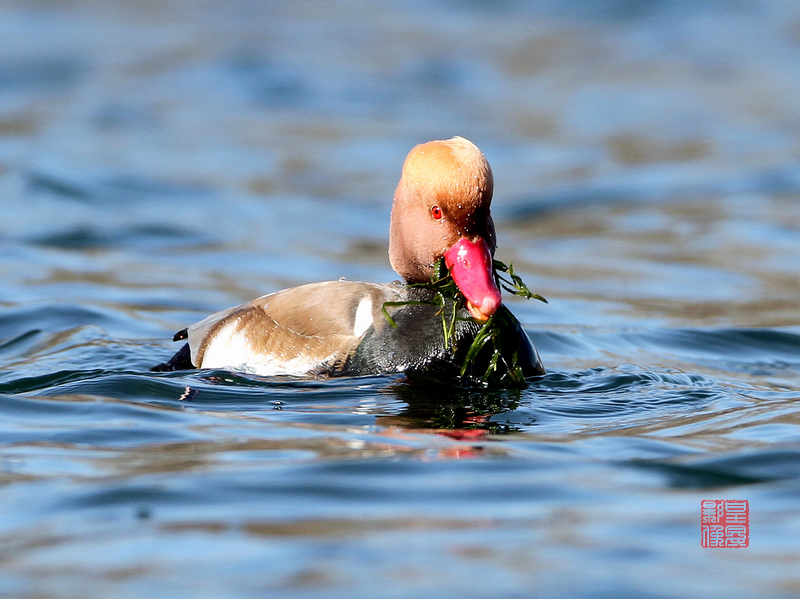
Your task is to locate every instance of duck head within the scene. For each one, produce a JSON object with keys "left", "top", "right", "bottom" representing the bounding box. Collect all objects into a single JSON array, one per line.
[{"left": 389, "top": 136, "right": 502, "bottom": 321}]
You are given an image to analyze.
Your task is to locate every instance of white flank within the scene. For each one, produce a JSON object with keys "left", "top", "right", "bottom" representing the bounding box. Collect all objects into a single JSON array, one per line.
[
  {"left": 352, "top": 296, "right": 373, "bottom": 337},
  {"left": 199, "top": 320, "right": 326, "bottom": 376}
]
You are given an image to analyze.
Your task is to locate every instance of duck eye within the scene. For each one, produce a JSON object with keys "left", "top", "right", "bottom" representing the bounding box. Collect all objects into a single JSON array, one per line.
[{"left": 431, "top": 206, "right": 443, "bottom": 220}]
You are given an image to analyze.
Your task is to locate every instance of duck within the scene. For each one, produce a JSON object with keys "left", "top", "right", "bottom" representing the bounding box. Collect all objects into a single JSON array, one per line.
[{"left": 153, "top": 136, "right": 545, "bottom": 385}]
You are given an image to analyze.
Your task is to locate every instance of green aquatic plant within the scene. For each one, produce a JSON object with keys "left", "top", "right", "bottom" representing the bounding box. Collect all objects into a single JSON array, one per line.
[
  {"left": 492, "top": 259, "right": 548, "bottom": 304},
  {"left": 381, "top": 258, "right": 460, "bottom": 349},
  {"left": 382, "top": 258, "right": 547, "bottom": 386}
]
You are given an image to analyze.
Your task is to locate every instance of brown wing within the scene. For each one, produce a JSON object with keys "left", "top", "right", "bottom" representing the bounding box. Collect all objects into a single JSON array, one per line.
[{"left": 187, "top": 281, "right": 404, "bottom": 375}]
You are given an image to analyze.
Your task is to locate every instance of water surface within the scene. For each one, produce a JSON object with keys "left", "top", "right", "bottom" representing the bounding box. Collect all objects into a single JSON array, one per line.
[{"left": 2, "top": 1, "right": 800, "bottom": 597}]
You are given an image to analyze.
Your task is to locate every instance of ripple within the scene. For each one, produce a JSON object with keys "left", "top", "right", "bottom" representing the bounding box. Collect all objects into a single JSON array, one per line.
[
  {"left": 0, "top": 56, "right": 85, "bottom": 92},
  {"left": 29, "top": 224, "right": 212, "bottom": 251},
  {"left": 633, "top": 448, "right": 800, "bottom": 489}
]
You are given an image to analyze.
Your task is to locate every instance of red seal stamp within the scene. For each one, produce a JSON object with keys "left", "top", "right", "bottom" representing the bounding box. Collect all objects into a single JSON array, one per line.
[{"left": 701, "top": 500, "right": 749, "bottom": 548}]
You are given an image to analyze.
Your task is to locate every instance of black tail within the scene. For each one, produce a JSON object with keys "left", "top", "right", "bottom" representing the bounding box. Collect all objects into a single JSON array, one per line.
[{"left": 151, "top": 343, "right": 194, "bottom": 372}]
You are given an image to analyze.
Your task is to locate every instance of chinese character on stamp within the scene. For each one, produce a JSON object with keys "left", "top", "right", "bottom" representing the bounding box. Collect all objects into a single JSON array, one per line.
[{"left": 701, "top": 500, "right": 749, "bottom": 548}]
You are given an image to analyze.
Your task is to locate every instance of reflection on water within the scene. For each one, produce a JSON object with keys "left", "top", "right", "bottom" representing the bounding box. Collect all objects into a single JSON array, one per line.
[{"left": 2, "top": 0, "right": 800, "bottom": 597}]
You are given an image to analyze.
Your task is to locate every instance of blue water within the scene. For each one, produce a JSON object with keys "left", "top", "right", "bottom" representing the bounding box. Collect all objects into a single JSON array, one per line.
[{"left": 2, "top": 1, "right": 800, "bottom": 597}]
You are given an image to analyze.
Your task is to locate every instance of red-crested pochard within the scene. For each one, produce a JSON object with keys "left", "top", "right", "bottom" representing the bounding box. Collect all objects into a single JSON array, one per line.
[{"left": 153, "top": 137, "right": 545, "bottom": 384}]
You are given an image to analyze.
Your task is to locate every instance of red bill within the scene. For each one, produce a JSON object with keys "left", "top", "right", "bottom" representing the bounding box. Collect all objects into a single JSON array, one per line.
[{"left": 444, "top": 237, "right": 502, "bottom": 321}]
